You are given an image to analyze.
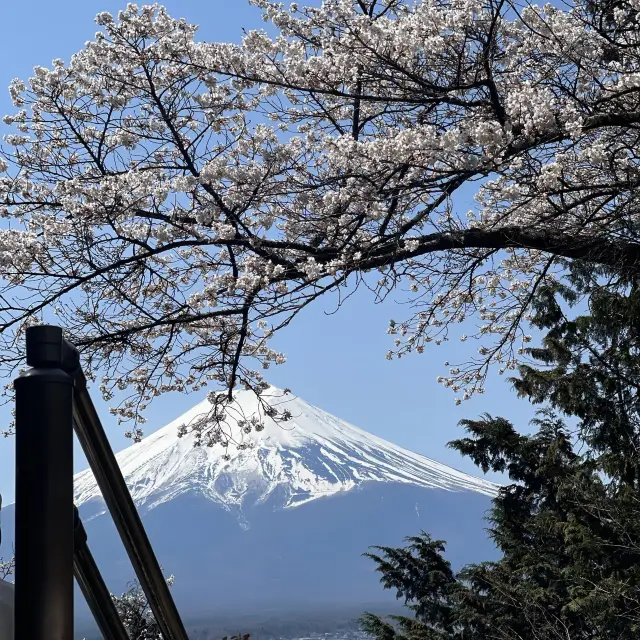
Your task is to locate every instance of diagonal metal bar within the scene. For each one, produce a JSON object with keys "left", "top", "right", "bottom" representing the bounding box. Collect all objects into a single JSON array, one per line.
[
  {"left": 62, "top": 341, "right": 189, "bottom": 640},
  {"left": 74, "top": 506, "right": 130, "bottom": 640}
]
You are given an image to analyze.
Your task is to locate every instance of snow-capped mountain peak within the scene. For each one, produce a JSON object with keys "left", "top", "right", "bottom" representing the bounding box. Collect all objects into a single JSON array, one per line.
[{"left": 73, "top": 386, "right": 498, "bottom": 514}]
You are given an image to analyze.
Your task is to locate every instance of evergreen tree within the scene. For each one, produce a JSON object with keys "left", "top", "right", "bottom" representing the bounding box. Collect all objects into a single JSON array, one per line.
[
  {"left": 513, "top": 273, "right": 640, "bottom": 487},
  {"left": 361, "top": 535, "right": 459, "bottom": 640},
  {"left": 362, "top": 277, "right": 640, "bottom": 639}
]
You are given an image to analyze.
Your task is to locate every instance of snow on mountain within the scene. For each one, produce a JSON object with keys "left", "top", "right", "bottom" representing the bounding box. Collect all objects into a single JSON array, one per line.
[{"left": 74, "top": 385, "right": 497, "bottom": 517}]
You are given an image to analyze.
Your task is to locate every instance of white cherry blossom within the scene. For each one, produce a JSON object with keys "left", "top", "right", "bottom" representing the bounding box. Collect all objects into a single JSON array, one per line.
[{"left": 0, "top": 1, "right": 639, "bottom": 445}]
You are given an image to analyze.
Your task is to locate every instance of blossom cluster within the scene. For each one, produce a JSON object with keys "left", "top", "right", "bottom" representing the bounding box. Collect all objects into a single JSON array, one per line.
[{"left": 0, "top": 1, "right": 638, "bottom": 443}]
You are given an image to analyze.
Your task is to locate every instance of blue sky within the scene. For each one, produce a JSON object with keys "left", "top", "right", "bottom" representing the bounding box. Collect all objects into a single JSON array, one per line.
[{"left": 0, "top": 1, "right": 541, "bottom": 505}]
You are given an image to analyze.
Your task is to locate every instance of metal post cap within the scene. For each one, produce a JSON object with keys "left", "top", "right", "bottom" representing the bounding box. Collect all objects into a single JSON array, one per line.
[{"left": 25, "top": 325, "right": 64, "bottom": 368}]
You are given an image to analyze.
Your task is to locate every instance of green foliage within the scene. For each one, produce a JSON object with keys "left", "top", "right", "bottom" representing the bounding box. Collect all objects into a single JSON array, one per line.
[
  {"left": 362, "top": 535, "right": 458, "bottom": 640},
  {"left": 362, "top": 277, "right": 640, "bottom": 639},
  {"left": 514, "top": 278, "right": 640, "bottom": 485}
]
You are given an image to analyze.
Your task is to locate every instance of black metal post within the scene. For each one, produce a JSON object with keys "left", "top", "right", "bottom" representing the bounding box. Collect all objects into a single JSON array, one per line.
[
  {"left": 73, "top": 506, "right": 130, "bottom": 640},
  {"left": 14, "top": 325, "right": 75, "bottom": 640}
]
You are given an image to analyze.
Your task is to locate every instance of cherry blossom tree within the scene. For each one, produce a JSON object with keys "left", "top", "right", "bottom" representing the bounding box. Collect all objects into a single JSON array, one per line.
[
  {"left": 1, "top": 0, "right": 639, "bottom": 447},
  {"left": 0, "top": 556, "right": 13, "bottom": 582},
  {"left": 112, "top": 577, "right": 174, "bottom": 640}
]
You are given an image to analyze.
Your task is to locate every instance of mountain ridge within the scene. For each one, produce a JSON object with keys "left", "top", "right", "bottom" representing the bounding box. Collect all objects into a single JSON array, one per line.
[{"left": 73, "top": 385, "right": 498, "bottom": 519}]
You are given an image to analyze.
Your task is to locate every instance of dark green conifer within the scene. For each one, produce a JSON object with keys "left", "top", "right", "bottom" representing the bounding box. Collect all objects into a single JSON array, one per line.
[{"left": 362, "top": 276, "right": 640, "bottom": 639}]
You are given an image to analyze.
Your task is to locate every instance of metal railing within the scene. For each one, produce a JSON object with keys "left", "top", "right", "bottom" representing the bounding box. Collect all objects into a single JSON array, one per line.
[{"left": 14, "top": 325, "right": 189, "bottom": 640}]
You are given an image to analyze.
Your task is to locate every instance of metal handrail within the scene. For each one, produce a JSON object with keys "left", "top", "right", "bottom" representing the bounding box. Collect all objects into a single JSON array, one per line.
[
  {"left": 14, "top": 325, "right": 189, "bottom": 640},
  {"left": 71, "top": 363, "right": 189, "bottom": 640}
]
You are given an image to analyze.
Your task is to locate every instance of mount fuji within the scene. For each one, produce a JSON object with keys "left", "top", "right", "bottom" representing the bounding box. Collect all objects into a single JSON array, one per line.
[{"left": 1, "top": 386, "right": 500, "bottom": 622}]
